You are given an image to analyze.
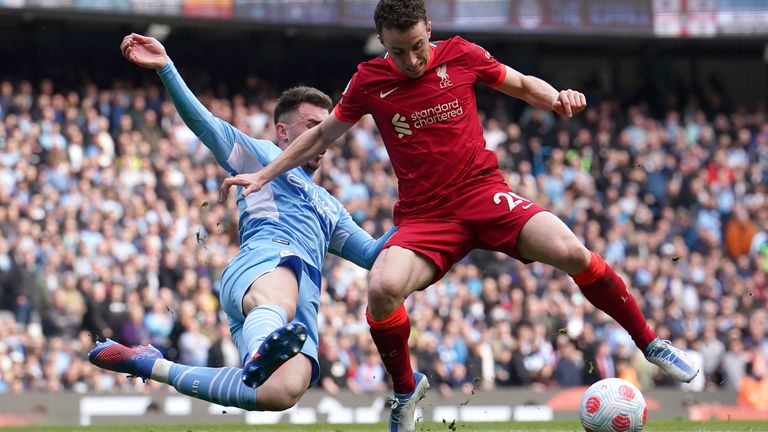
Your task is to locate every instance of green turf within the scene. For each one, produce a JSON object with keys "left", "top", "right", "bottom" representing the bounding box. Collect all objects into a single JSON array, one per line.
[{"left": 1, "top": 421, "right": 765, "bottom": 432}]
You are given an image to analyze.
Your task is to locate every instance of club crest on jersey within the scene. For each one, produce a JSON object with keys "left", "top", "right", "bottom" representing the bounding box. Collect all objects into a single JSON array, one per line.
[{"left": 437, "top": 64, "right": 452, "bottom": 88}]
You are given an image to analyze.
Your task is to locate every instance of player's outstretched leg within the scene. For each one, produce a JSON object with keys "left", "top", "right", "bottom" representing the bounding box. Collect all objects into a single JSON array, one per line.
[
  {"left": 643, "top": 338, "right": 698, "bottom": 383},
  {"left": 88, "top": 338, "right": 162, "bottom": 380},
  {"left": 572, "top": 251, "right": 699, "bottom": 383},
  {"left": 516, "top": 212, "right": 700, "bottom": 380},
  {"left": 242, "top": 322, "right": 307, "bottom": 388},
  {"left": 388, "top": 372, "right": 429, "bottom": 432},
  {"left": 90, "top": 339, "right": 264, "bottom": 410}
]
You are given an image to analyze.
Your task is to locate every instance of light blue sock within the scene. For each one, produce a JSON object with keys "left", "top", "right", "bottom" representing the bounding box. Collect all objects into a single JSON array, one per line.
[
  {"left": 243, "top": 305, "right": 288, "bottom": 357},
  {"left": 155, "top": 362, "right": 259, "bottom": 410}
]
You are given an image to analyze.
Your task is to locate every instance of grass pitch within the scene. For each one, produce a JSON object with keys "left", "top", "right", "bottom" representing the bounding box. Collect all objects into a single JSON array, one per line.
[{"left": 1, "top": 421, "right": 766, "bottom": 432}]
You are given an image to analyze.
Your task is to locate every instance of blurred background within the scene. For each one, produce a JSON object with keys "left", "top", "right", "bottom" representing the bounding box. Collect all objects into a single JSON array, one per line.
[{"left": 0, "top": 0, "right": 766, "bottom": 426}]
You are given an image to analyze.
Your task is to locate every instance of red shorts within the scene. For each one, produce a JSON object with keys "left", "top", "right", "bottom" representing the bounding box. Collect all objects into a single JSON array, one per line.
[{"left": 384, "top": 170, "right": 546, "bottom": 282}]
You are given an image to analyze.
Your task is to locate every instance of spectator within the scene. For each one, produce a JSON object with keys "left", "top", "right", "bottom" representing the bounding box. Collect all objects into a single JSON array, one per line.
[
  {"left": 725, "top": 204, "right": 757, "bottom": 259},
  {"left": 207, "top": 321, "right": 240, "bottom": 368},
  {"left": 737, "top": 349, "right": 768, "bottom": 411},
  {"left": 553, "top": 339, "right": 583, "bottom": 387},
  {"left": 699, "top": 323, "right": 725, "bottom": 385},
  {"left": 352, "top": 351, "right": 387, "bottom": 394},
  {"left": 318, "top": 340, "right": 351, "bottom": 395},
  {"left": 721, "top": 334, "right": 749, "bottom": 390},
  {"left": 82, "top": 282, "right": 112, "bottom": 339},
  {"left": 177, "top": 319, "right": 210, "bottom": 367}
]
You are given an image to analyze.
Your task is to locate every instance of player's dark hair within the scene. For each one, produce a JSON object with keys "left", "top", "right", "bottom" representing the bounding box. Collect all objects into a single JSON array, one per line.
[
  {"left": 274, "top": 86, "right": 333, "bottom": 125},
  {"left": 374, "top": 0, "right": 428, "bottom": 34}
]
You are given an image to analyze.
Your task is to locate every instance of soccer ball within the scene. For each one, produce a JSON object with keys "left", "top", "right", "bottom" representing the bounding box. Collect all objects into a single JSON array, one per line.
[{"left": 579, "top": 378, "right": 647, "bottom": 432}]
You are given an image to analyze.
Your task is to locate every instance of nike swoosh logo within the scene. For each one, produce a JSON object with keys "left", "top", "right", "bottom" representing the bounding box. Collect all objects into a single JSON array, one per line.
[{"left": 380, "top": 87, "right": 399, "bottom": 98}]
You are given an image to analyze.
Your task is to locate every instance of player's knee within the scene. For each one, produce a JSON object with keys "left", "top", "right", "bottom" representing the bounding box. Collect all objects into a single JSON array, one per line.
[
  {"left": 546, "top": 237, "right": 590, "bottom": 273},
  {"left": 261, "top": 383, "right": 304, "bottom": 411},
  {"left": 368, "top": 271, "right": 402, "bottom": 301},
  {"left": 282, "top": 382, "right": 305, "bottom": 407},
  {"left": 273, "top": 298, "right": 297, "bottom": 321},
  {"left": 242, "top": 289, "right": 297, "bottom": 321},
  {"left": 268, "top": 395, "right": 299, "bottom": 411},
  {"left": 561, "top": 241, "right": 591, "bottom": 271}
]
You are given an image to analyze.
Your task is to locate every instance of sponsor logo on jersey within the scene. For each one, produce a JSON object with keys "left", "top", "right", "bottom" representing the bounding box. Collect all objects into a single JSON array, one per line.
[
  {"left": 380, "top": 86, "right": 399, "bottom": 98},
  {"left": 391, "top": 113, "right": 412, "bottom": 139},
  {"left": 410, "top": 98, "right": 464, "bottom": 129},
  {"left": 391, "top": 97, "right": 466, "bottom": 139},
  {"left": 436, "top": 63, "right": 452, "bottom": 88},
  {"left": 287, "top": 173, "right": 336, "bottom": 220}
]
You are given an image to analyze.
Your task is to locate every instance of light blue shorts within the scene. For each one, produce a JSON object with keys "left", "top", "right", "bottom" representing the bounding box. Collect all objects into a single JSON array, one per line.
[{"left": 219, "top": 241, "right": 321, "bottom": 386}]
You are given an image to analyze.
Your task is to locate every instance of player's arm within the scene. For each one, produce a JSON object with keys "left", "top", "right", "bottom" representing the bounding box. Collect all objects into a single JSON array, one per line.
[
  {"left": 220, "top": 113, "right": 352, "bottom": 200},
  {"left": 494, "top": 65, "right": 586, "bottom": 118},
  {"left": 264, "top": 112, "right": 351, "bottom": 182},
  {"left": 121, "top": 33, "right": 237, "bottom": 170},
  {"left": 328, "top": 206, "right": 396, "bottom": 270},
  {"left": 157, "top": 60, "right": 237, "bottom": 166}
]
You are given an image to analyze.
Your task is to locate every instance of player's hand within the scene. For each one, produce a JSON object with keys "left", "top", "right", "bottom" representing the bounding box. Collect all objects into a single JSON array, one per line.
[
  {"left": 120, "top": 33, "right": 168, "bottom": 70},
  {"left": 552, "top": 89, "right": 586, "bottom": 118},
  {"left": 220, "top": 172, "right": 268, "bottom": 202}
]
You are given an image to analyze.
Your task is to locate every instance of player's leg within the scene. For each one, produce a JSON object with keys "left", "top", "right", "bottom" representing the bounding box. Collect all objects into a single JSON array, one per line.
[
  {"left": 255, "top": 353, "right": 312, "bottom": 410},
  {"left": 90, "top": 259, "right": 318, "bottom": 411},
  {"left": 89, "top": 338, "right": 264, "bottom": 410},
  {"left": 239, "top": 265, "right": 306, "bottom": 388},
  {"left": 368, "top": 247, "right": 433, "bottom": 432},
  {"left": 89, "top": 337, "right": 308, "bottom": 411},
  {"left": 516, "top": 211, "right": 657, "bottom": 345},
  {"left": 466, "top": 172, "right": 697, "bottom": 382},
  {"left": 367, "top": 219, "right": 471, "bottom": 431},
  {"left": 218, "top": 247, "right": 306, "bottom": 388},
  {"left": 238, "top": 261, "right": 320, "bottom": 409},
  {"left": 367, "top": 245, "right": 437, "bottom": 320},
  {"left": 90, "top": 262, "right": 305, "bottom": 412},
  {"left": 516, "top": 212, "right": 698, "bottom": 382},
  {"left": 367, "top": 245, "right": 435, "bottom": 392}
]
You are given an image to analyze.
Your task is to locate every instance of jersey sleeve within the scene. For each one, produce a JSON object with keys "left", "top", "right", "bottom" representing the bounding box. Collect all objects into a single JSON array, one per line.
[
  {"left": 333, "top": 71, "right": 366, "bottom": 124},
  {"left": 157, "top": 58, "right": 247, "bottom": 174},
  {"left": 459, "top": 37, "right": 507, "bottom": 88},
  {"left": 327, "top": 202, "right": 395, "bottom": 270}
]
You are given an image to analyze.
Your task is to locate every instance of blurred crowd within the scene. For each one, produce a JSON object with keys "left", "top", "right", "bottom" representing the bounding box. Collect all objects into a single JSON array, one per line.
[{"left": 0, "top": 69, "right": 766, "bottom": 403}]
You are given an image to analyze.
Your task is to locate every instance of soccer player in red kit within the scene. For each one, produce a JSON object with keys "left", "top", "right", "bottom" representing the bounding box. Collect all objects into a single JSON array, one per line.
[{"left": 222, "top": 1, "right": 699, "bottom": 430}]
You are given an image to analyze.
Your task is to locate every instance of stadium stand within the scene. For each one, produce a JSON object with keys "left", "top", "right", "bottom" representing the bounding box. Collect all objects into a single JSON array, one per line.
[
  {"left": 0, "top": 3, "right": 766, "bottom": 404},
  {"left": 1, "top": 66, "right": 766, "bottom": 398}
]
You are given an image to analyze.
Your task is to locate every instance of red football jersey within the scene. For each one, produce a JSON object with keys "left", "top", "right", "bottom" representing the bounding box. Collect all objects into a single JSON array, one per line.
[{"left": 334, "top": 36, "right": 507, "bottom": 217}]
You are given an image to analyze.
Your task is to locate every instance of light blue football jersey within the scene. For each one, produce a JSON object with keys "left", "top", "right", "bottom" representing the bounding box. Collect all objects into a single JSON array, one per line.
[{"left": 158, "top": 59, "right": 390, "bottom": 279}]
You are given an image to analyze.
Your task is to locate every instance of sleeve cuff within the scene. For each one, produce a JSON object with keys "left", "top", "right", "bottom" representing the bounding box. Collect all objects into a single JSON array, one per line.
[
  {"left": 157, "top": 57, "right": 175, "bottom": 76},
  {"left": 490, "top": 64, "right": 507, "bottom": 88},
  {"left": 333, "top": 105, "right": 360, "bottom": 124}
]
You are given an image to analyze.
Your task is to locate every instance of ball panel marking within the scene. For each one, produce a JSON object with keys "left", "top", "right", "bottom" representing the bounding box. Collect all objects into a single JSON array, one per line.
[
  {"left": 586, "top": 396, "right": 601, "bottom": 414},
  {"left": 619, "top": 384, "right": 636, "bottom": 400},
  {"left": 611, "top": 414, "right": 631, "bottom": 431}
]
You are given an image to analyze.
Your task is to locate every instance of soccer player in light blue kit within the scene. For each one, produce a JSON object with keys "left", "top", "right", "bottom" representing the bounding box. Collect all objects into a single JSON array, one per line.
[{"left": 89, "top": 33, "right": 394, "bottom": 411}]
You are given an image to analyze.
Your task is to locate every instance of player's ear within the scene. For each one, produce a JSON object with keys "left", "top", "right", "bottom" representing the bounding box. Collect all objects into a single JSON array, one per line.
[
  {"left": 275, "top": 122, "right": 289, "bottom": 146},
  {"left": 426, "top": 21, "right": 432, "bottom": 38}
]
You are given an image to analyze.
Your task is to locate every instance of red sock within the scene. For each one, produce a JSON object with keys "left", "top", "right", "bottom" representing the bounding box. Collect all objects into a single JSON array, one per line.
[
  {"left": 366, "top": 305, "right": 415, "bottom": 394},
  {"left": 572, "top": 251, "right": 657, "bottom": 351}
]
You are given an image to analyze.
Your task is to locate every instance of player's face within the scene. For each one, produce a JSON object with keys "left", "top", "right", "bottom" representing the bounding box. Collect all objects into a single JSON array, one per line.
[
  {"left": 277, "top": 102, "right": 329, "bottom": 174},
  {"left": 379, "top": 20, "right": 432, "bottom": 79}
]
